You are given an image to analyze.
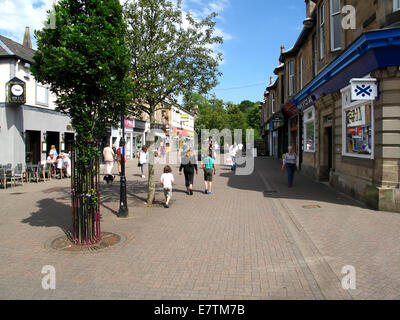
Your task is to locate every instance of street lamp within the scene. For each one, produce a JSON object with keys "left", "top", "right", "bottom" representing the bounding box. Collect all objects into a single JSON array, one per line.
[{"left": 118, "top": 111, "right": 129, "bottom": 218}]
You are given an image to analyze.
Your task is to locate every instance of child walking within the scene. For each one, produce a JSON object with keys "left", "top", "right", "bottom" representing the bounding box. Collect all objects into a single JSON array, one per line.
[{"left": 160, "top": 165, "right": 174, "bottom": 208}]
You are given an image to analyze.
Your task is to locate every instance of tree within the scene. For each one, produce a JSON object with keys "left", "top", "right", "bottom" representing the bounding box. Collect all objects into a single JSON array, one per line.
[
  {"left": 246, "top": 102, "right": 262, "bottom": 140},
  {"left": 238, "top": 100, "right": 254, "bottom": 114},
  {"left": 32, "top": 0, "right": 131, "bottom": 244},
  {"left": 226, "top": 104, "right": 249, "bottom": 141},
  {"left": 124, "top": 0, "right": 223, "bottom": 204}
]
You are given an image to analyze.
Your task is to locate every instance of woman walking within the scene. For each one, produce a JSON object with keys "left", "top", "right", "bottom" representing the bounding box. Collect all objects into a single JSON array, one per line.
[
  {"left": 179, "top": 149, "right": 198, "bottom": 195},
  {"left": 103, "top": 144, "right": 115, "bottom": 175},
  {"left": 282, "top": 146, "right": 297, "bottom": 188},
  {"left": 138, "top": 146, "right": 148, "bottom": 178}
]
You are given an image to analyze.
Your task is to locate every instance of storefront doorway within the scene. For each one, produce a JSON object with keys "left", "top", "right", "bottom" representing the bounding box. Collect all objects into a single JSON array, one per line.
[
  {"left": 25, "top": 130, "right": 40, "bottom": 164},
  {"left": 64, "top": 132, "right": 74, "bottom": 154},
  {"left": 46, "top": 131, "right": 60, "bottom": 156},
  {"left": 321, "top": 126, "right": 333, "bottom": 181}
]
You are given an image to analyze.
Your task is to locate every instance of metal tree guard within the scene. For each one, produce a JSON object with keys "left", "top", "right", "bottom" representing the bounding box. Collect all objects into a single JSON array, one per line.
[{"left": 71, "top": 142, "right": 101, "bottom": 245}]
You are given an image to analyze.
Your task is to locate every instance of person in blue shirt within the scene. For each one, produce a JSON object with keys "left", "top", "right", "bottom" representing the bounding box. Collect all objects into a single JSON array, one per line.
[{"left": 202, "top": 151, "right": 216, "bottom": 194}]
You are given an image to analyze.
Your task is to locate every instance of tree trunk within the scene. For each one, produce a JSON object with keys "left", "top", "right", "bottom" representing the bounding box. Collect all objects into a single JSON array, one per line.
[
  {"left": 147, "top": 108, "right": 156, "bottom": 204},
  {"left": 71, "top": 141, "right": 101, "bottom": 244}
]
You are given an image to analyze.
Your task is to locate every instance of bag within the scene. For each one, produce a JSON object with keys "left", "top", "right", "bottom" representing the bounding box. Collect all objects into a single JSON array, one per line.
[{"left": 137, "top": 161, "right": 142, "bottom": 167}]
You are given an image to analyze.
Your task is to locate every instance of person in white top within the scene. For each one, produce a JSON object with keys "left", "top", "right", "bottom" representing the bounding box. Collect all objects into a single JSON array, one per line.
[
  {"left": 103, "top": 144, "right": 114, "bottom": 175},
  {"left": 229, "top": 144, "right": 238, "bottom": 170},
  {"left": 138, "top": 146, "right": 148, "bottom": 178},
  {"left": 160, "top": 165, "right": 174, "bottom": 208},
  {"left": 62, "top": 153, "right": 71, "bottom": 177}
]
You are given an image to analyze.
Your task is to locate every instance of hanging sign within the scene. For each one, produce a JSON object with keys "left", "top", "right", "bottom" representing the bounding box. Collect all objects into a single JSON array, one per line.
[
  {"left": 180, "top": 114, "right": 189, "bottom": 122},
  {"left": 7, "top": 77, "right": 26, "bottom": 104},
  {"left": 350, "top": 78, "right": 377, "bottom": 101}
]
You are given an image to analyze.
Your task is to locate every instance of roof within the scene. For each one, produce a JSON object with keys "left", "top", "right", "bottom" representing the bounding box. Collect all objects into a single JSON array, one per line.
[{"left": 0, "top": 35, "right": 35, "bottom": 63}]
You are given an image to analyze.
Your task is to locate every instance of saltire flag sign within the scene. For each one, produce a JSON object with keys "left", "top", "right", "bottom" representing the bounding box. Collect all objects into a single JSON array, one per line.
[{"left": 350, "top": 78, "right": 378, "bottom": 101}]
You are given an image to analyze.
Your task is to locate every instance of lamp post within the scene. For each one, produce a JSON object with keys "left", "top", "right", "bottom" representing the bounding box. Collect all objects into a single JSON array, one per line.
[{"left": 119, "top": 112, "right": 129, "bottom": 217}]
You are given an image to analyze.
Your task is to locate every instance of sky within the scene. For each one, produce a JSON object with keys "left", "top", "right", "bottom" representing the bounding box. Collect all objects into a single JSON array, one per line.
[{"left": 0, "top": 0, "right": 305, "bottom": 104}]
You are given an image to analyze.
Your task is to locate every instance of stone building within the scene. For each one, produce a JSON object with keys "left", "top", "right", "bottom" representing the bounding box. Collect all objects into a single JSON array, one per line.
[{"left": 261, "top": 0, "right": 400, "bottom": 212}]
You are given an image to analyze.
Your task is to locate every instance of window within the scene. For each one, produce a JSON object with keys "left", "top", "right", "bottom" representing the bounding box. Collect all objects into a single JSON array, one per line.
[
  {"left": 342, "top": 101, "right": 374, "bottom": 159},
  {"left": 288, "top": 61, "right": 295, "bottom": 96},
  {"left": 312, "top": 34, "right": 318, "bottom": 76},
  {"left": 319, "top": 4, "right": 325, "bottom": 59},
  {"left": 35, "top": 83, "right": 48, "bottom": 106},
  {"left": 271, "top": 93, "right": 275, "bottom": 113},
  {"left": 330, "top": 0, "right": 341, "bottom": 51},
  {"left": 395, "top": 0, "right": 400, "bottom": 11},
  {"left": 281, "top": 76, "right": 285, "bottom": 103},
  {"left": 303, "top": 107, "right": 315, "bottom": 152},
  {"left": 299, "top": 55, "right": 303, "bottom": 90}
]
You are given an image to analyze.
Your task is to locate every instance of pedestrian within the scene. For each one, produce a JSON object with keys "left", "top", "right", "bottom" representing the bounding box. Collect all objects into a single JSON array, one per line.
[
  {"left": 138, "top": 146, "right": 148, "bottom": 178},
  {"left": 102, "top": 144, "right": 115, "bottom": 175},
  {"left": 56, "top": 154, "right": 64, "bottom": 178},
  {"left": 49, "top": 145, "right": 58, "bottom": 159},
  {"left": 282, "top": 146, "right": 297, "bottom": 188},
  {"left": 179, "top": 148, "right": 198, "bottom": 195},
  {"left": 63, "top": 153, "right": 71, "bottom": 177},
  {"left": 116, "top": 146, "right": 126, "bottom": 175},
  {"left": 229, "top": 144, "right": 238, "bottom": 170},
  {"left": 160, "top": 165, "right": 174, "bottom": 208},
  {"left": 202, "top": 151, "right": 216, "bottom": 194},
  {"left": 46, "top": 152, "right": 56, "bottom": 175}
]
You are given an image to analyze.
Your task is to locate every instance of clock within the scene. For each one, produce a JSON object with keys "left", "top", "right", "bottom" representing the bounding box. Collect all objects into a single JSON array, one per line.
[{"left": 11, "top": 84, "right": 24, "bottom": 96}]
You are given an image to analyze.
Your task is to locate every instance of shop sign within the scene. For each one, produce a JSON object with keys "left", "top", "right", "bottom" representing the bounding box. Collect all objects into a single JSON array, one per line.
[
  {"left": 180, "top": 114, "right": 189, "bottom": 122},
  {"left": 297, "top": 95, "right": 315, "bottom": 112},
  {"left": 124, "top": 119, "right": 135, "bottom": 128},
  {"left": 7, "top": 77, "right": 26, "bottom": 104},
  {"left": 350, "top": 78, "right": 377, "bottom": 101}
]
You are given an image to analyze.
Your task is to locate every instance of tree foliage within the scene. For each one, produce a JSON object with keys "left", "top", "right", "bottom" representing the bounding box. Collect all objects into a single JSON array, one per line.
[
  {"left": 31, "top": 0, "right": 131, "bottom": 244},
  {"left": 124, "top": 0, "right": 223, "bottom": 203}
]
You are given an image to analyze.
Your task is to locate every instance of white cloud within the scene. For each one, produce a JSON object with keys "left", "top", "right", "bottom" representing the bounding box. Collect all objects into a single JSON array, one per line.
[{"left": 0, "top": 0, "right": 55, "bottom": 47}]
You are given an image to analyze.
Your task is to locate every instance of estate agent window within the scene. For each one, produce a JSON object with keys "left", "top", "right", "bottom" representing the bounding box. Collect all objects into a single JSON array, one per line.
[
  {"left": 342, "top": 102, "right": 374, "bottom": 158},
  {"left": 303, "top": 107, "right": 315, "bottom": 152}
]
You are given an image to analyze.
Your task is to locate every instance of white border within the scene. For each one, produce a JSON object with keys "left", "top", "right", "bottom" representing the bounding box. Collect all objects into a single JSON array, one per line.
[
  {"left": 303, "top": 106, "right": 316, "bottom": 153},
  {"left": 341, "top": 86, "right": 374, "bottom": 159}
]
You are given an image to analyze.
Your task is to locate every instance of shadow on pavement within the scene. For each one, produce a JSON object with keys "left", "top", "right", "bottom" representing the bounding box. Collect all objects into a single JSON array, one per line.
[
  {"left": 220, "top": 156, "right": 369, "bottom": 209},
  {"left": 21, "top": 198, "right": 72, "bottom": 235}
]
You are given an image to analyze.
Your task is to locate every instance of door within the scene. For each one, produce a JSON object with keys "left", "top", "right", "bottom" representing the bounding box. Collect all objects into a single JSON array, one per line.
[
  {"left": 64, "top": 133, "right": 74, "bottom": 154},
  {"left": 25, "top": 130, "right": 40, "bottom": 164}
]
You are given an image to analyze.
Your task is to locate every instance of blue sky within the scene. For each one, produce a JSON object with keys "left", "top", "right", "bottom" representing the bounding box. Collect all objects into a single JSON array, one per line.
[
  {"left": 0, "top": 0, "right": 306, "bottom": 105},
  {"left": 187, "top": 0, "right": 305, "bottom": 104}
]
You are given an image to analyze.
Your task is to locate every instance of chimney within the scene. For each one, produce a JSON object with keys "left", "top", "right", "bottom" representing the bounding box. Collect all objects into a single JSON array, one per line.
[
  {"left": 23, "top": 27, "right": 32, "bottom": 49},
  {"left": 280, "top": 46, "right": 285, "bottom": 54},
  {"left": 270, "top": 76, "right": 274, "bottom": 85},
  {"left": 305, "top": 0, "right": 316, "bottom": 18}
]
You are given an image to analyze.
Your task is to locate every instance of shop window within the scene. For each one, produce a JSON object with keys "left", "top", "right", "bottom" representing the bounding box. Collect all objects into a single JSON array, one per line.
[
  {"left": 342, "top": 102, "right": 374, "bottom": 158},
  {"left": 395, "top": 0, "right": 400, "bottom": 11},
  {"left": 303, "top": 107, "right": 315, "bottom": 152},
  {"left": 330, "top": 0, "right": 341, "bottom": 51}
]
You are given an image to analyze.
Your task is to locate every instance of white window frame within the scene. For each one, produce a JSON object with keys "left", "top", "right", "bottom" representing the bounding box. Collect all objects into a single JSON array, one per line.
[
  {"left": 303, "top": 106, "right": 315, "bottom": 153},
  {"left": 394, "top": 0, "right": 400, "bottom": 12},
  {"left": 330, "top": 0, "right": 342, "bottom": 51},
  {"left": 271, "top": 92, "right": 275, "bottom": 113},
  {"left": 319, "top": 4, "right": 325, "bottom": 59},
  {"left": 35, "top": 82, "right": 49, "bottom": 107},
  {"left": 299, "top": 54, "right": 303, "bottom": 90},
  {"left": 341, "top": 86, "right": 375, "bottom": 159},
  {"left": 288, "top": 61, "right": 295, "bottom": 96}
]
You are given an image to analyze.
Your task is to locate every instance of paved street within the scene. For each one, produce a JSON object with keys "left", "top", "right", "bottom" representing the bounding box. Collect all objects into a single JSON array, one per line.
[{"left": 0, "top": 156, "right": 399, "bottom": 300}]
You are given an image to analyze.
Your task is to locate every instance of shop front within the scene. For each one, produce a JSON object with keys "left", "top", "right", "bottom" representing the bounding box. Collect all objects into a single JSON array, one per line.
[{"left": 292, "top": 28, "right": 400, "bottom": 212}]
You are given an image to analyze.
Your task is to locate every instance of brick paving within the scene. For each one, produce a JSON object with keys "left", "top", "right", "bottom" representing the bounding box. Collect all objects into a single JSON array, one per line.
[{"left": 0, "top": 155, "right": 399, "bottom": 300}]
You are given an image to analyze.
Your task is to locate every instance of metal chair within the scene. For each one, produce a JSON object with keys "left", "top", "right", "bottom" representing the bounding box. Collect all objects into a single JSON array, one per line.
[{"left": 13, "top": 163, "right": 24, "bottom": 186}]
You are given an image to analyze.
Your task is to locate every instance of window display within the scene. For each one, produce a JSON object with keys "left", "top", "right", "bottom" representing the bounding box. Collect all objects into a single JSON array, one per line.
[{"left": 303, "top": 107, "right": 315, "bottom": 152}]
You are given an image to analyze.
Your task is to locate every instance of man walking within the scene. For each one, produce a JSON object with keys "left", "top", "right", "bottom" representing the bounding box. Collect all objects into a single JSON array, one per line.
[
  {"left": 203, "top": 151, "right": 216, "bottom": 194},
  {"left": 103, "top": 144, "right": 115, "bottom": 175}
]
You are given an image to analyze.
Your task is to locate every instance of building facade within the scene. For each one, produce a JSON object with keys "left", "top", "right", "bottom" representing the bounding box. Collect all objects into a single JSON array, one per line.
[
  {"left": 261, "top": 0, "right": 400, "bottom": 212},
  {"left": 0, "top": 29, "right": 74, "bottom": 167}
]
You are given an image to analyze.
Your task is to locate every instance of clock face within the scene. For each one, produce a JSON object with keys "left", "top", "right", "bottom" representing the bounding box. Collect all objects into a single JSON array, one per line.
[{"left": 11, "top": 84, "right": 24, "bottom": 96}]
